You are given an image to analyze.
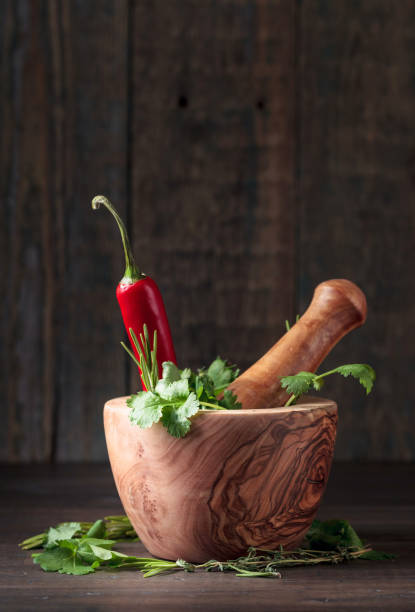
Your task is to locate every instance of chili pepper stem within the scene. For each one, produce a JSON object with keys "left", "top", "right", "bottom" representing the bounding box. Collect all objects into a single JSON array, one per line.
[{"left": 91, "top": 195, "right": 145, "bottom": 284}]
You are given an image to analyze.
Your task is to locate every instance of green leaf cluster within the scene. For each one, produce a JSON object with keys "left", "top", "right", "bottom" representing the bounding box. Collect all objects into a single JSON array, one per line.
[
  {"left": 189, "top": 357, "right": 240, "bottom": 410},
  {"left": 32, "top": 520, "right": 127, "bottom": 575},
  {"left": 128, "top": 358, "right": 241, "bottom": 438},
  {"left": 281, "top": 363, "right": 376, "bottom": 406},
  {"left": 305, "top": 519, "right": 395, "bottom": 560}
]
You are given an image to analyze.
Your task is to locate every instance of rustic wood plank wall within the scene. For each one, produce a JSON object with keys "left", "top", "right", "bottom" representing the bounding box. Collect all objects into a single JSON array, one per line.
[
  {"left": 1, "top": 0, "right": 414, "bottom": 462},
  {"left": 1, "top": 0, "right": 128, "bottom": 462},
  {"left": 298, "top": 0, "right": 415, "bottom": 459}
]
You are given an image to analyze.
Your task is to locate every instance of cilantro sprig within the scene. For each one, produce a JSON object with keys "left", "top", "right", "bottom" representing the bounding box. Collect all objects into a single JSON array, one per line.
[
  {"left": 281, "top": 363, "right": 376, "bottom": 406},
  {"left": 128, "top": 360, "right": 241, "bottom": 438},
  {"left": 123, "top": 328, "right": 241, "bottom": 438}
]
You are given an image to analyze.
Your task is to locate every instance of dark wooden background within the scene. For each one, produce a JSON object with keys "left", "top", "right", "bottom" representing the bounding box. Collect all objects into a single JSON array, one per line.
[{"left": 1, "top": 0, "right": 414, "bottom": 463}]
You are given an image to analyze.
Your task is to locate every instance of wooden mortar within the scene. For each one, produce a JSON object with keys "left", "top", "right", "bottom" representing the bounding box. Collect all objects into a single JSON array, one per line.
[{"left": 104, "top": 396, "right": 337, "bottom": 563}]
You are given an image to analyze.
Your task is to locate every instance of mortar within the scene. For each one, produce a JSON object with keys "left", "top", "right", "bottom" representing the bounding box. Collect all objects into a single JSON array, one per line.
[{"left": 104, "top": 396, "right": 337, "bottom": 563}]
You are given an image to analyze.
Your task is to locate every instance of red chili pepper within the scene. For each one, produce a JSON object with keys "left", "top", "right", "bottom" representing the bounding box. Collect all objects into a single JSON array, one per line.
[{"left": 92, "top": 195, "right": 177, "bottom": 388}]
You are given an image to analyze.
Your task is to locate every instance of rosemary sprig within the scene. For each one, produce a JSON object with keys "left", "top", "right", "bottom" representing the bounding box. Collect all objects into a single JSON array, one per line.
[
  {"left": 139, "top": 544, "right": 376, "bottom": 578},
  {"left": 285, "top": 314, "right": 300, "bottom": 332},
  {"left": 121, "top": 324, "right": 159, "bottom": 391}
]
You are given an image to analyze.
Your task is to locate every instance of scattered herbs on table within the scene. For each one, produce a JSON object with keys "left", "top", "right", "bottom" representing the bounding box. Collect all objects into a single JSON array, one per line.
[{"left": 19, "top": 516, "right": 394, "bottom": 578}]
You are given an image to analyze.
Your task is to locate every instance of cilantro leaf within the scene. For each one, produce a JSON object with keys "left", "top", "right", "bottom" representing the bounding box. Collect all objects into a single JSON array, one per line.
[
  {"left": 306, "top": 519, "right": 363, "bottom": 550},
  {"left": 156, "top": 377, "right": 189, "bottom": 401},
  {"left": 305, "top": 519, "right": 395, "bottom": 560},
  {"left": 206, "top": 357, "right": 240, "bottom": 391},
  {"left": 160, "top": 361, "right": 181, "bottom": 383},
  {"left": 196, "top": 373, "right": 216, "bottom": 400},
  {"left": 33, "top": 545, "right": 97, "bottom": 575},
  {"left": 127, "top": 357, "right": 242, "bottom": 438},
  {"left": 127, "top": 391, "right": 163, "bottom": 428},
  {"left": 282, "top": 363, "right": 376, "bottom": 406},
  {"left": 218, "top": 389, "right": 242, "bottom": 410},
  {"left": 280, "top": 372, "right": 316, "bottom": 397},
  {"left": 161, "top": 393, "right": 199, "bottom": 438},
  {"left": 331, "top": 364, "right": 376, "bottom": 394},
  {"left": 45, "top": 523, "right": 81, "bottom": 549},
  {"left": 161, "top": 406, "right": 192, "bottom": 438}
]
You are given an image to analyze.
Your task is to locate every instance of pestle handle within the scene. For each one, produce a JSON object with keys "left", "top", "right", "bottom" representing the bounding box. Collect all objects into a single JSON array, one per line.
[{"left": 228, "top": 279, "right": 367, "bottom": 409}]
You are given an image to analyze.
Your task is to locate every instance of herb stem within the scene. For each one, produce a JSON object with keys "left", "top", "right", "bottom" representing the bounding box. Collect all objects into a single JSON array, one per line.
[
  {"left": 121, "top": 342, "right": 140, "bottom": 367},
  {"left": 199, "top": 401, "right": 227, "bottom": 410},
  {"left": 285, "top": 394, "right": 297, "bottom": 407}
]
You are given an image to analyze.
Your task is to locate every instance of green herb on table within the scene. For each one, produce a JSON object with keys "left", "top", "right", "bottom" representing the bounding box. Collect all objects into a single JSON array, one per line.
[
  {"left": 20, "top": 516, "right": 394, "bottom": 578},
  {"left": 123, "top": 327, "right": 241, "bottom": 438},
  {"left": 281, "top": 363, "right": 376, "bottom": 406},
  {"left": 32, "top": 520, "right": 126, "bottom": 575},
  {"left": 19, "top": 515, "right": 138, "bottom": 551}
]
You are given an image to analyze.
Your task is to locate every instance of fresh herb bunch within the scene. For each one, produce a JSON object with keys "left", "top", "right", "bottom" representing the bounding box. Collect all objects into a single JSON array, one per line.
[
  {"left": 19, "top": 515, "right": 137, "bottom": 551},
  {"left": 281, "top": 363, "right": 376, "bottom": 406},
  {"left": 21, "top": 516, "right": 393, "bottom": 578},
  {"left": 31, "top": 520, "right": 141, "bottom": 576},
  {"left": 123, "top": 326, "right": 241, "bottom": 438}
]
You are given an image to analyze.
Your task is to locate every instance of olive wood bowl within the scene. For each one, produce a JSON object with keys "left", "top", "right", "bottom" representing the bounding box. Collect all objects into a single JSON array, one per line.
[{"left": 104, "top": 396, "right": 337, "bottom": 563}]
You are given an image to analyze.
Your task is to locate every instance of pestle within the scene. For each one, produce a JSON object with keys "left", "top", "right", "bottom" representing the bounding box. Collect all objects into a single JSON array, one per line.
[{"left": 228, "top": 279, "right": 367, "bottom": 409}]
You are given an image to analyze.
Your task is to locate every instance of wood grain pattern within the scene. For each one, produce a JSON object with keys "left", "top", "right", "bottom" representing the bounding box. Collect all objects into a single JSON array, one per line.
[
  {"left": 104, "top": 396, "right": 337, "bottom": 562},
  {"left": 229, "top": 279, "right": 366, "bottom": 409}
]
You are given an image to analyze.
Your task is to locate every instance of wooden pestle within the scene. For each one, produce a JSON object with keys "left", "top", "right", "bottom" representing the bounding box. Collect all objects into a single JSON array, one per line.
[{"left": 228, "top": 279, "right": 367, "bottom": 409}]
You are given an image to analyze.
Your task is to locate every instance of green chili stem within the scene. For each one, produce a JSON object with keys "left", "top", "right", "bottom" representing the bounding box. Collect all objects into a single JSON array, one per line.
[{"left": 91, "top": 195, "right": 145, "bottom": 284}]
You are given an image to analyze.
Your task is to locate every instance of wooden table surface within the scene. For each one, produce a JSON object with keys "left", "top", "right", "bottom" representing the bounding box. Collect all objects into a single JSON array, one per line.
[{"left": 1, "top": 463, "right": 414, "bottom": 611}]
